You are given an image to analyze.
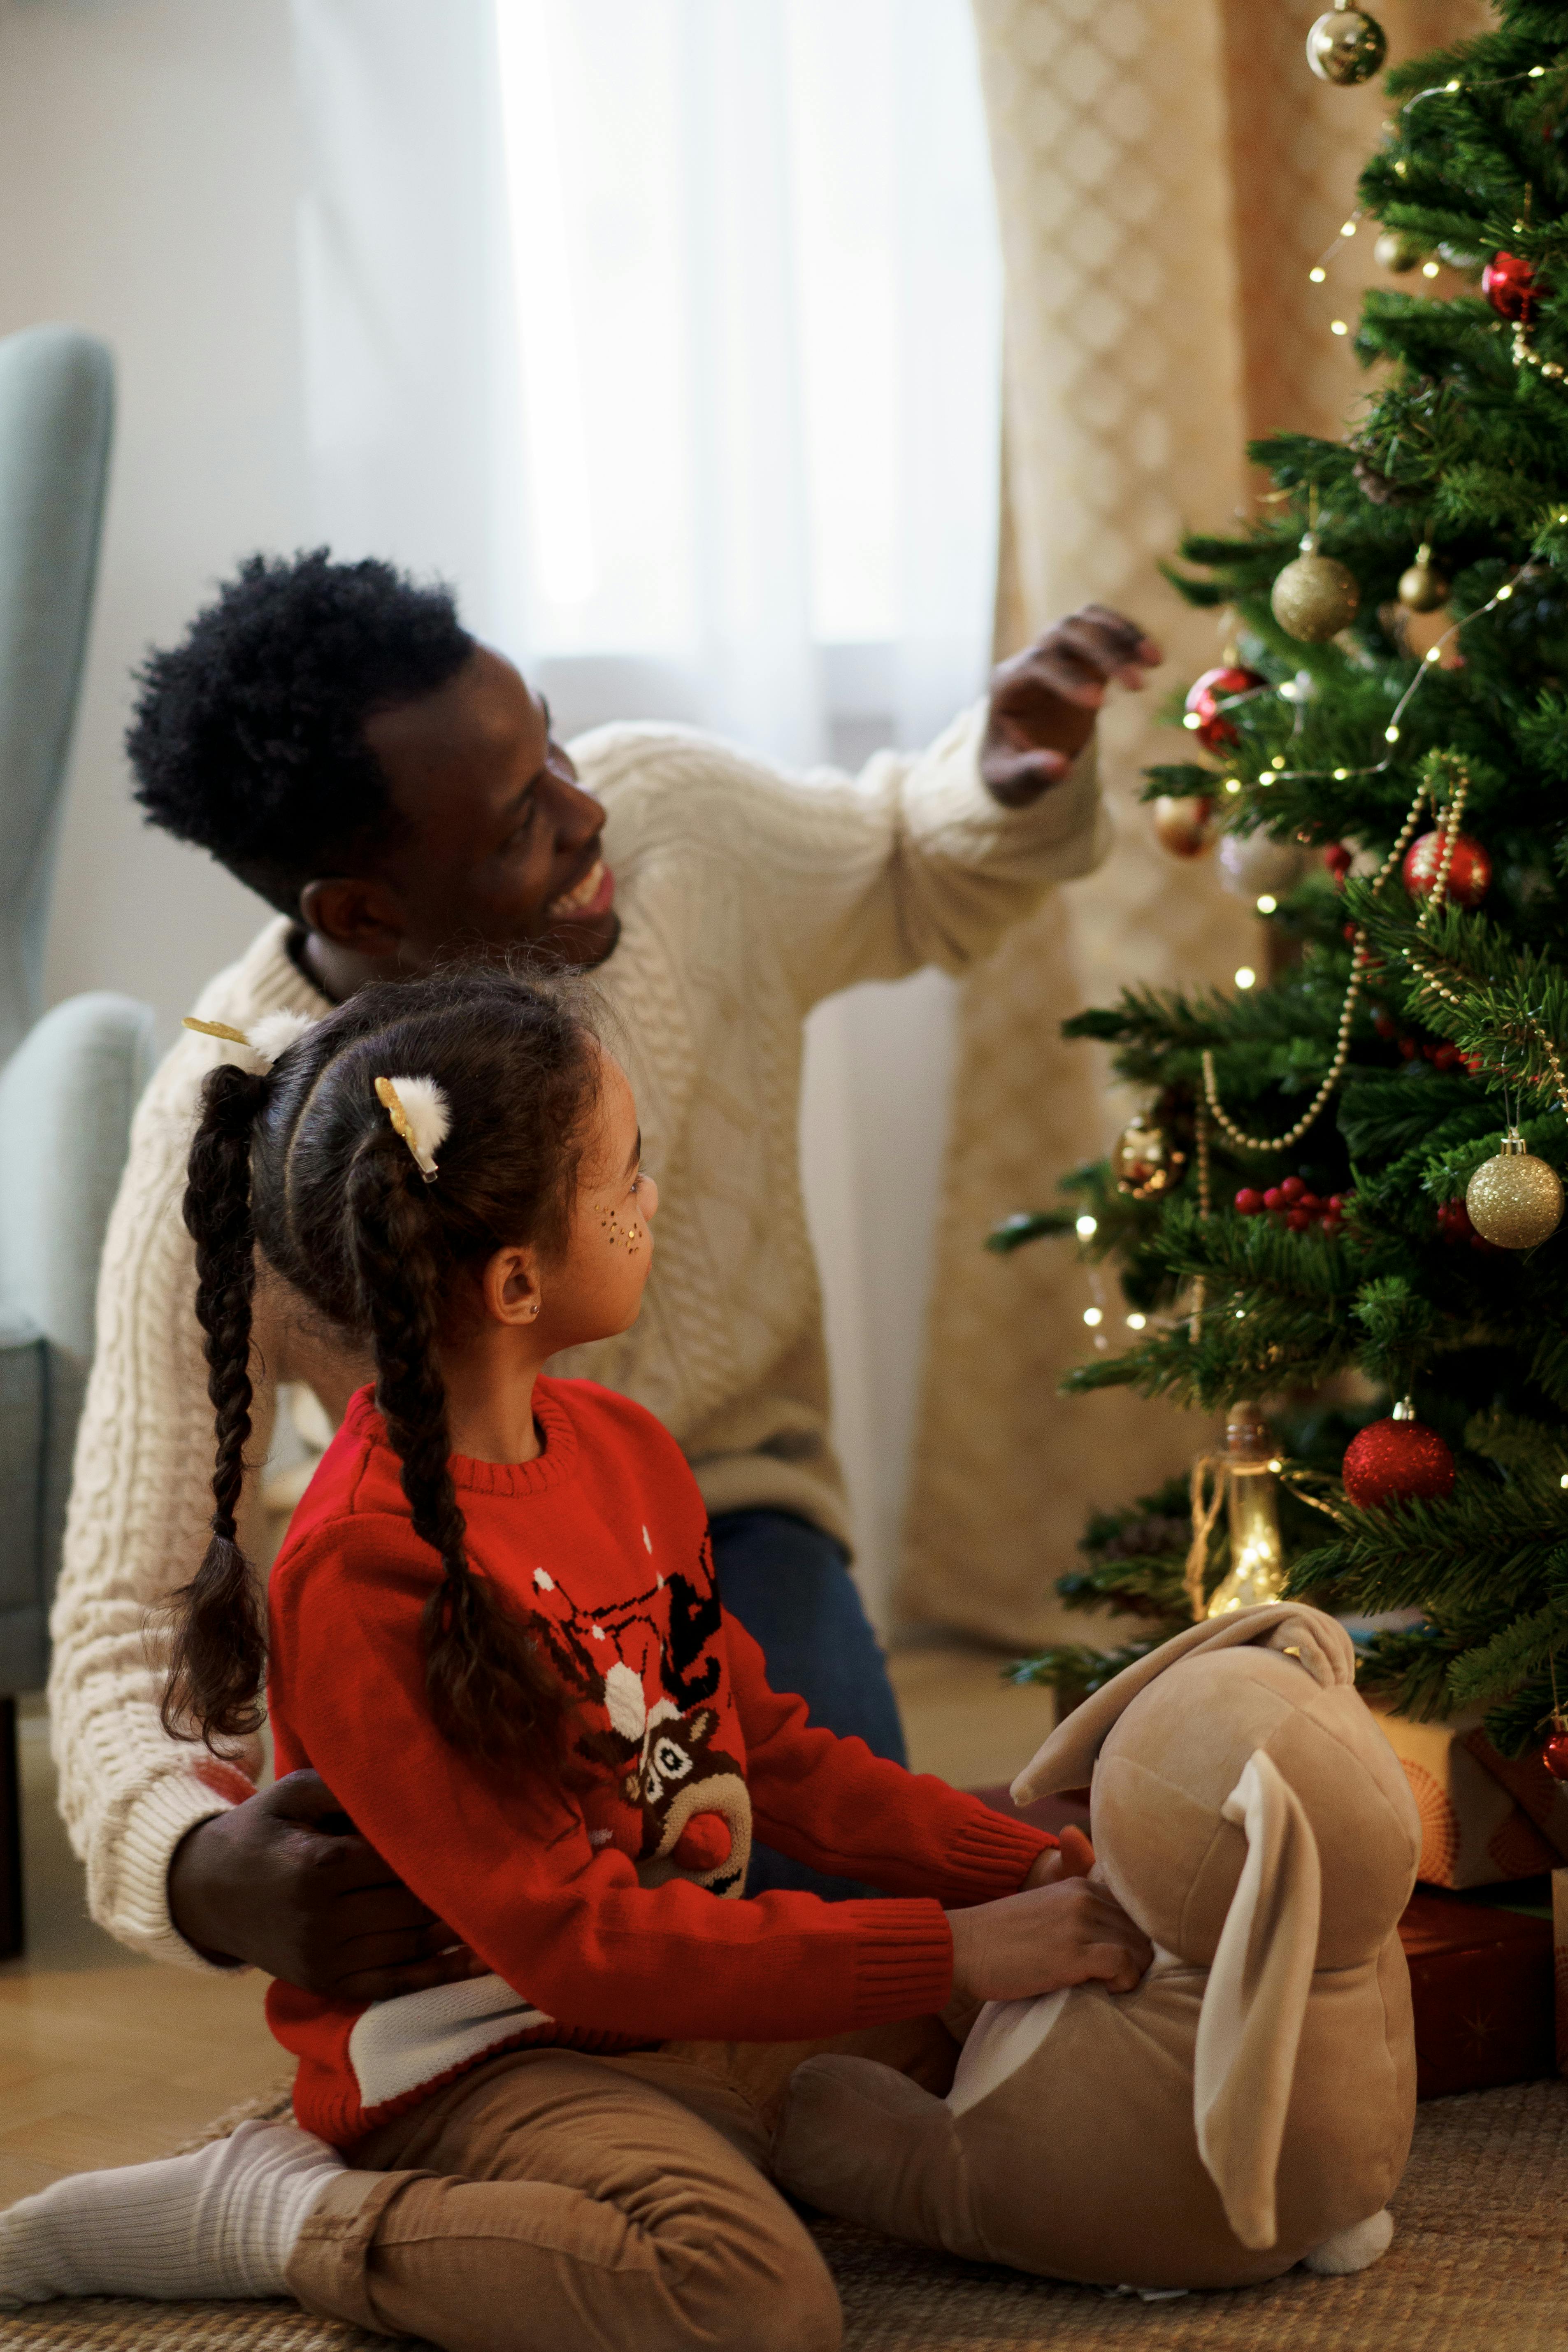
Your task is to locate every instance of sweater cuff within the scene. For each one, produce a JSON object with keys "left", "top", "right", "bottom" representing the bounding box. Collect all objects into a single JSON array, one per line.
[
  {"left": 107, "top": 1767, "right": 254, "bottom": 1973},
  {"left": 941, "top": 1808, "right": 1057, "bottom": 1906},
  {"left": 846, "top": 1899, "right": 955, "bottom": 2026}
]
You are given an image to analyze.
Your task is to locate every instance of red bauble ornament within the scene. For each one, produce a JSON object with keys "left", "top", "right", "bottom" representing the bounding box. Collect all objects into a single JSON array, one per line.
[
  {"left": 1184, "top": 665, "right": 1265, "bottom": 752},
  {"left": 1544, "top": 1728, "right": 1568, "bottom": 1784},
  {"left": 1402, "top": 829, "right": 1491, "bottom": 909},
  {"left": 1482, "top": 249, "right": 1541, "bottom": 322},
  {"left": 1343, "top": 1413, "right": 1455, "bottom": 1509}
]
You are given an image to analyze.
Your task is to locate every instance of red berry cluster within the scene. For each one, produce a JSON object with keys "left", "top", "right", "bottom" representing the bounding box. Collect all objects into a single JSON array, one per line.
[
  {"left": 1372, "top": 1006, "right": 1482, "bottom": 1075},
  {"left": 1436, "top": 1195, "right": 1501, "bottom": 1253},
  {"left": 1234, "top": 1176, "right": 1347, "bottom": 1234}
]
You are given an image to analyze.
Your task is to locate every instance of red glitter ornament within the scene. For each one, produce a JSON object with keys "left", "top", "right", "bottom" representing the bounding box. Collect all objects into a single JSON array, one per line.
[
  {"left": 1342, "top": 1412, "right": 1455, "bottom": 1509},
  {"left": 1544, "top": 1728, "right": 1568, "bottom": 1784},
  {"left": 1482, "top": 249, "right": 1541, "bottom": 322},
  {"left": 1184, "top": 665, "right": 1265, "bottom": 753},
  {"left": 1401, "top": 829, "right": 1491, "bottom": 909}
]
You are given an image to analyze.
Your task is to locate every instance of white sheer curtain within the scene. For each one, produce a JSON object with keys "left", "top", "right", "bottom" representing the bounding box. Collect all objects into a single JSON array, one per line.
[{"left": 291, "top": 0, "right": 1003, "bottom": 1622}]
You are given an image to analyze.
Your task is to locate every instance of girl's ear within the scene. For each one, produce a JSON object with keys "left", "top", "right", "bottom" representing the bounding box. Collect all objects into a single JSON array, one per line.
[{"left": 482, "top": 1243, "right": 544, "bottom": 1327}]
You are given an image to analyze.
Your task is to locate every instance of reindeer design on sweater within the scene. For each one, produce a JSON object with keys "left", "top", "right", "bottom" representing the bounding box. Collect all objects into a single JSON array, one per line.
[{"left": 528, "top": 1534, "right": 751, "bottom": 1896}]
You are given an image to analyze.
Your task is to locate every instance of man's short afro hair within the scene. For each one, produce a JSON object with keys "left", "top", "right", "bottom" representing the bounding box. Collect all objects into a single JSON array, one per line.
[{"left": 128, "top": 550, "right": 476, "bottom": 915}]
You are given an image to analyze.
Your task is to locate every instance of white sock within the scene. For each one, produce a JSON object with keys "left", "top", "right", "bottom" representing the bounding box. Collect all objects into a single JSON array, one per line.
[{"left": 0, "top": 2118, "right": 345, "bottom": 2308}]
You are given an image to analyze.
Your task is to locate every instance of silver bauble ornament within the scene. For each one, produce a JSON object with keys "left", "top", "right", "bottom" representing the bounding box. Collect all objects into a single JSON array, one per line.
[
  {"left": 1217, "top": 830, "right": 1305, "bottom": 901},
  {"left": 1271, "top": 533, "right": 1361, "bottom": 643},
  {"left": 1465, "top": 1130, "right": 1565, "bottom": 1250},
  {"left": 1398, "top": 542, "right": 1450, "bottom": 614},
  {"left": 1375, "top": 228, "right": 1424, "bottom": 274},
  {"left": 1113, "top": 1111, "right": 1186, "bottom": 1202},
  {"left": 1306, "top": 6, "right": 1387, "bottom": 85}
]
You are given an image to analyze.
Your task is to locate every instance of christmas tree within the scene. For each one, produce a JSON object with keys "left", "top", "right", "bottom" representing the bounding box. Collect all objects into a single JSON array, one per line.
[{"left": 1006, "top": 0, "right": 1568, "bottom": 1765}]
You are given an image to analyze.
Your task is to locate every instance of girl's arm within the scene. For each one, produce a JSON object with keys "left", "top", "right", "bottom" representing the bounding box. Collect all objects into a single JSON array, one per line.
[
  {"left": 723, "top": 1612, "right": 1057, "bottom": 1902},
  {"left": 270, "top": 1527, "right": 955, "bottom": 2044}
]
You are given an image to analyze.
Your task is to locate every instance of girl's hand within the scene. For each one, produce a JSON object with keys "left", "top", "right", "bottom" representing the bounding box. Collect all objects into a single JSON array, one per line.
[
  {"left": 1022, "top": 1824, "right": 1095, "bottom": 1889},
  {"left": 945, "top": 1872, "right": 1152, "bottom": 2007}
]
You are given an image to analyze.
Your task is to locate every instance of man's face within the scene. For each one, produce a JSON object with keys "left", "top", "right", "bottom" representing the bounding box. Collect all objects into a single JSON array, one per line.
[{"left": 357, "top": 645, "right": 619, "bottom": 972}]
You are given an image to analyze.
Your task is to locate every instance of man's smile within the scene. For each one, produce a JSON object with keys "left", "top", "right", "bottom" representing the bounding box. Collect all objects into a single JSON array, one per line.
[{"left": 546, "top": 857, "right": 614, "bottom": 922}]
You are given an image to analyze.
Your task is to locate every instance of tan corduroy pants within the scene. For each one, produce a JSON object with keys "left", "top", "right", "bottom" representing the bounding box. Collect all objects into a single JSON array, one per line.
[{"left": 285, "top": 2018, "right": 957, "bottom": 2352}]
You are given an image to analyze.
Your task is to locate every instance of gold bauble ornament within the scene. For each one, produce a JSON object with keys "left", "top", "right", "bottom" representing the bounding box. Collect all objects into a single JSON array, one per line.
[
  {"left": 1271, "top": 533, "right": 1361, "bottom": 643},
  {"left": 1152, "top": 794, "right": 1215, "bottom": 860},
  {"left": 1465, "top": 1129, "right": 1565, "bottom": 1250},
  {"left": 1113, "top": 1111, "right": 1187, "bottom": 1202},
  {"left": 1375, "top": 228, "right": 1425, "bottom": 274},
  {"left": 1306, "top": 5, "right": 1387, "bottom": 85},
  {"left": 1398, "top": 542, "right": 1450, "bottom": 614}
]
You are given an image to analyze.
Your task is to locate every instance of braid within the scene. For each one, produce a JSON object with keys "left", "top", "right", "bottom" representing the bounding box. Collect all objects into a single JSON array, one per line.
[
  {"left": 345, "top": 1137, "right": 566, "bottom": 1761},
  {"left": 163, "top": 1061, "right": 270, "bottom": 1745}
]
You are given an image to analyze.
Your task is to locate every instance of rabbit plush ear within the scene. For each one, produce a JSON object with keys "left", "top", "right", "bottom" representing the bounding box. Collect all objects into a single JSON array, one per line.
[
  {"left": 1194, "top": 1749, "right": 1321, "bottom": 2250},
  {"left": 1010, "top": 1601, "right": 1353, "bottom": 1805}
]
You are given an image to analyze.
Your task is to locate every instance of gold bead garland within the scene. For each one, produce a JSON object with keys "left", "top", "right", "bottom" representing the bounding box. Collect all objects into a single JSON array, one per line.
[
  {"left": 1414, "top": 769, "right": 1467, "bottom": 931},
  {"left": 1201, "top": 783, "right": 1436, "bottom": 1154},
  {"left": 1189, "top": 1108, "right": 1213, "bottom": 1345},
  {"left": 1512, "top": 318, "right": 1568, "bottom": 385},
  {"left": 1403, "top": 944, "right": 1568, "bottom": 1104}
]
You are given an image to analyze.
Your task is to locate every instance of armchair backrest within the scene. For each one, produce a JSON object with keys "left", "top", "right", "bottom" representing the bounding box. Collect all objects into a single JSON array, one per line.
[
  {"left": 0, "top": 991, "right": 156, "bottom": 1365},
  {"left": 0, "top": 992, "right": 153, "bottom": 1690},
  {"left": 0, "top": 326, "right": 115, "bottom": 1066}
]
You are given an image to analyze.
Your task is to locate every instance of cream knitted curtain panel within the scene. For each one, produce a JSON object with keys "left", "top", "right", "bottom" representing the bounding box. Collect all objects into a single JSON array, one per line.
[{"left": 900, "top": 0, "right": 1490, "bottom": 1644}]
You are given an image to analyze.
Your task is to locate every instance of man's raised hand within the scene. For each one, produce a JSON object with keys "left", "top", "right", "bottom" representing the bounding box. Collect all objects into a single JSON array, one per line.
[{"left": 981, "top": 604, "right": 1162, "bottom": 806}]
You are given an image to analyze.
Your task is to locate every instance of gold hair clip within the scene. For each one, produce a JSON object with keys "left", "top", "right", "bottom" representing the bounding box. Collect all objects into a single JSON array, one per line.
[
  {"left": 183, "top": 1010, "right": 316, "bottom": 1074},
  {"left": 374, "top": 1074, "right": 451, "bottom": 1182}
]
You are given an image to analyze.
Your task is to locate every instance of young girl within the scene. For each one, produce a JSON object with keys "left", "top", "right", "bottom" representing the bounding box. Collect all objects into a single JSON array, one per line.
[{"left": 0, "top": 969, "right": 1149, "bottom": 2352}]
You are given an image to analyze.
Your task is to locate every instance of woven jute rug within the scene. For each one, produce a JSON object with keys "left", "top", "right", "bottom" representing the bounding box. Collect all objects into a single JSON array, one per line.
[{"left": 4, "top": 2078, "right": 1564, "bottom": 2350}]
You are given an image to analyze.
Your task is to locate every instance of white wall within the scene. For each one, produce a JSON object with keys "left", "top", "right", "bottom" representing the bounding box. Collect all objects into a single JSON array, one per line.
[{"left": 0, "top": 0, "right": 308, "bottom": 1037}]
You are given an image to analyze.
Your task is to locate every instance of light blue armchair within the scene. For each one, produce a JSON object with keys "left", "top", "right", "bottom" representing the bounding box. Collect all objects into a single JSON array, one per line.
[
  {"left": 0, "top": 324, "right": 122, "bottom": 1954},
  {"left": 0, "top": 327, "right": 115, "bottom": 1063}
]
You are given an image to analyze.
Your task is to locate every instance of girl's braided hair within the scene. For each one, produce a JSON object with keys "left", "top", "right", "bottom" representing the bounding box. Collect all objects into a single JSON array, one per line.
[{"left": 163, "top": 966, "right": 602, "bottom": 1761}]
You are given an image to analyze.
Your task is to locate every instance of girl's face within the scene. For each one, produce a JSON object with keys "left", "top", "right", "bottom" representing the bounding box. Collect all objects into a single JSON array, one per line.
[{"left": 538, "top": 1049, "right": 657, "bottom": 1351}]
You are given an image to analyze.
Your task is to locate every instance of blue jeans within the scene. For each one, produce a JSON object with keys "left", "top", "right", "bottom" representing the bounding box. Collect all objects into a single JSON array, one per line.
[{"left": 709, "top": 1508, "right": 907, "bottom": 1901}]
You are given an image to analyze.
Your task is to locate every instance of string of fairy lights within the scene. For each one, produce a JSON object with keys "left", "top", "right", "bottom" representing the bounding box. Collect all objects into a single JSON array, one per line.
[
  {"left": 1195, "top": 562, "right": 1553, "bottom": 794},
  {"left": 1306, "top": 58, "right": 1566, "bottom": 376}
]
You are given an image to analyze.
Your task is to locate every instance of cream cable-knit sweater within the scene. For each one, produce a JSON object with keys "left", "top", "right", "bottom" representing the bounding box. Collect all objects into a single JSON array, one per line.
[{"left": 49, "top": 707, "right": 1106, "bottom": 1965}]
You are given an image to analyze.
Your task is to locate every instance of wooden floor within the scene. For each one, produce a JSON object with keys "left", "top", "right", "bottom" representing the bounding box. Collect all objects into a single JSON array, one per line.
[
  {"left": 0, "top": 1643, "right": 1052, "bottom": 2202},
  {"left": 0, "top": 1699, "right": 293, "bottom": 2208}
]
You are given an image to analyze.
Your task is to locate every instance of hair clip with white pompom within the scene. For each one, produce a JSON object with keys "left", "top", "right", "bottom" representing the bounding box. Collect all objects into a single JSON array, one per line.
[
  {"left": 374, "top": 1074, "right": 450, "bottom": 1182},
  {"left": 182, "top": 1009, "right": 318, "bottom": 1075}
]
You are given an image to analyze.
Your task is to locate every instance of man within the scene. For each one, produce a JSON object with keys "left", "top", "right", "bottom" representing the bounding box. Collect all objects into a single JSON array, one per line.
[{"left": 50, "top": 551, "right": 1157, "bottom": 1996}]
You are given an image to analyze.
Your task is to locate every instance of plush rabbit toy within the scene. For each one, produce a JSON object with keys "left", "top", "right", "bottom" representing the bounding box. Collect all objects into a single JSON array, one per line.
[{"left": 776, "top": 1601, "right": 1422, "bottom": 2291}]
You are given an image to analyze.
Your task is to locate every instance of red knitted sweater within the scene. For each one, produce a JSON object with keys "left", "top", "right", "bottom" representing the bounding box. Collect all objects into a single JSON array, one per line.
[{"left": 265, "top": 1381, "right": 1052, "bottom": 2144}]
